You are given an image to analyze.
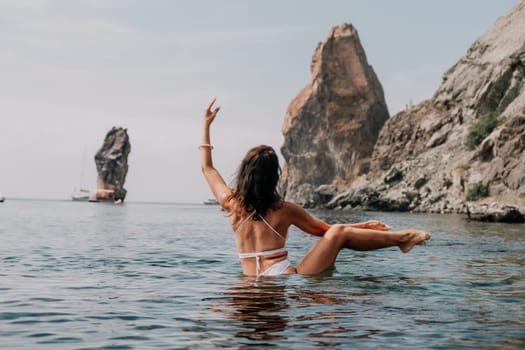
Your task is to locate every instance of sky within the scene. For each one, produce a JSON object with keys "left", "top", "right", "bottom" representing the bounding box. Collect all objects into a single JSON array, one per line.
[{"left": 0, "top": 0, "right": 518, "bottom": 203}]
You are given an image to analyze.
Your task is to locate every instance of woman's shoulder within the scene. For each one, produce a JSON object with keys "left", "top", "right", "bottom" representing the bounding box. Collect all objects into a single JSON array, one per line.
[
  {"left": 280, "top": 201, "right": 302, "bottom": 209},
  {"left": 277, "top": 201, "right": 319, "bottom": 221},
  {"left": 276, "top": 201, "right": 305, "bottom": 215}
]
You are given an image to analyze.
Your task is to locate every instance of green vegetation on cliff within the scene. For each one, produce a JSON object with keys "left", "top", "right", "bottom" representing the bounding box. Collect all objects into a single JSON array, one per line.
[
  {"left": 465, "top": 112, "right": 501, "bottom": 150},
  {"left": 466, "top": 182, "right": 489, "bottom": 201}
]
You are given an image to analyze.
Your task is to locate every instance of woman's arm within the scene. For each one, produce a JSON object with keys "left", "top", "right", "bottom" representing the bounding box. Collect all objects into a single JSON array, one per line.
[
  {"left": 200, "top": 97, "right": 232, "bottom": 208},
  {"left": 349, "top": 221, "right": 391, "bottom": 231},
  {"left": 284, "top": 202, "right": 390, "bottom": 235},
  {"left": 285, "top": 202, "right": 331, "bottom": 237}
]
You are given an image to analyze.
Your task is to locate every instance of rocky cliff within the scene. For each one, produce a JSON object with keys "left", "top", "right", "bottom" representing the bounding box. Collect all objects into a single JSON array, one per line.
[
  {"left": 325, "top": 1, "right": 525, "bottom": 222},
  {"left": 94, "top": 127, "right": 131, "bottom": 201},
  {"left": 281, "top": 23, "right": 389, "bottom": 206}
]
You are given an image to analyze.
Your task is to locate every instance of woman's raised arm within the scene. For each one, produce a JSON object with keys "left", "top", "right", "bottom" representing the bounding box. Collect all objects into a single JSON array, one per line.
[{"left": 200, "top": 97, "right": 232, "bottom": 208}]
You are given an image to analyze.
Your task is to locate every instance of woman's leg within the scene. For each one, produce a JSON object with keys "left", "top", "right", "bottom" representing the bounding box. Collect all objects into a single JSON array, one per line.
[{"left": 296, "top": 224, "right": 430, "bottom": 275}]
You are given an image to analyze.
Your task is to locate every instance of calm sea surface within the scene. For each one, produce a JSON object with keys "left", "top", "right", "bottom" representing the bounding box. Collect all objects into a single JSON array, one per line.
[{"left": 1, "top": 199, "right": 524, "bottom": 349}]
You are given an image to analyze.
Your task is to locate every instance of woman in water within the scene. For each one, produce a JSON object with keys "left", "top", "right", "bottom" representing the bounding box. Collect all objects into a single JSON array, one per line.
[{"left": 200, "top": 97, "right": 431, "bottom": 277}]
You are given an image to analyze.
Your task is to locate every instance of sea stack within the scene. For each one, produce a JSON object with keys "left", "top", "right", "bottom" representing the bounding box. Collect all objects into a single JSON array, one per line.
[
  {"left": 281, "top": 23, "right": 389, "bottom": 206},
  {"left": 94, "top": 127, "right": 131, "bottom": 202}
]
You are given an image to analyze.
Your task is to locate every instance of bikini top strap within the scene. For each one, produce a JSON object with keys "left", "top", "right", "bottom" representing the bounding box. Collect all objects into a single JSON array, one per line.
[
  {"left": 259, "top": 215, "right": 286, "bottom": 240},
  {"left": 234, "top": 213, "right": 286, "bottom": 241},
  {"left": 234, "top": 215, "right": 252, "bottom": 233},
  {"left": 238, "top": 247, "right": 288, "bottom": 259}
]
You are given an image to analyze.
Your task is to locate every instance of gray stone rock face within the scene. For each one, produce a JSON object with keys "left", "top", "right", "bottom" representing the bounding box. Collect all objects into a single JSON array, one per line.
[
  {"left": 467, "top": 203, "right": 525, "bottom": 223},
  {"left": 94, "top": 127, "right": 131, "bottom": 201},
  {"left": 337, "top": 1, "right": 525, "bottom": 222},
  {"left": 280, "top": 23, "right": 389, "bottom": 206}
]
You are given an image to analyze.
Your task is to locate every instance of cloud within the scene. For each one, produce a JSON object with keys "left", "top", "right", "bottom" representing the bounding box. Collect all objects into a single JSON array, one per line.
[
  {"left": 0, "top": 0, "right": 52, "bottom": 11},
  {"left": 1, "top": 0, "right": 515, "bottom": 201}
]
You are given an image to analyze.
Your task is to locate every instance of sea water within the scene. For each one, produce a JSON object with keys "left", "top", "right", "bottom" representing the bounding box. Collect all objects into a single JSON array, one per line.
[{"left": 0, "top": 199, "right": 524, "bottom": 349}]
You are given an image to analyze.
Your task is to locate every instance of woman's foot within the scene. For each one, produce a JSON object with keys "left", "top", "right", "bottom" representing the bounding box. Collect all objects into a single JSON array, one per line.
[{"left": 398, "top": 230, "right": 431, "bottom": 253}]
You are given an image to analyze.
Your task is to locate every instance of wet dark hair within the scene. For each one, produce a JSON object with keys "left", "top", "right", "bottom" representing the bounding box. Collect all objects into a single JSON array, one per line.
[{"left": 233, "top": 145, "right": 282, "bottom": 219}]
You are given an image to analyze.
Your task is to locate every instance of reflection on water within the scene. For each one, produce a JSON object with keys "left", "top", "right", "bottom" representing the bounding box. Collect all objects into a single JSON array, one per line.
[
  {"left": 0, "top": 200, "right": 524, "bottom": 349},
  {"left": 216, "top": 277, "right": 290, "bottom": 342},
  {"left": 213, "top": 274, "right": 358, "bottom": 346}
]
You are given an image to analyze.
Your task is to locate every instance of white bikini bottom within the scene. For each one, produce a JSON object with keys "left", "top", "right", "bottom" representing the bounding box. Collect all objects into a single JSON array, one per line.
[
  {"left": 238, "top": 247, "right": 293, "bottom": 277},
  {"left": 259, "top": 259, "right": 293, "bottom": 276}
]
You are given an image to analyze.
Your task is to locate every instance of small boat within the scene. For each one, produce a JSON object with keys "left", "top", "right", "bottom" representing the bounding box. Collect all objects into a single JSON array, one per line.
[
  {"left": 0, "top": 194, "right": 5, "bottom": 203},
  {"left": 203, "top": 198, "right": 219, "bottom": 205},
  {"left": 71, "top": 188, "right": 91, "bottom": 202},
  {"left": 72, "top": 148, "right": 92, "bottom": 202}
]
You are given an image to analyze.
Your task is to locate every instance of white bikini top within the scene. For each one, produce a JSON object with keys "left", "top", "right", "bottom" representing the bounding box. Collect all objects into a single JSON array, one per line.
[
  {"left": 234, "top": 214, "right": 286, "bottom": 240},
  {"left": 234, "top": 214, "right": 288, "bottom": 273}
]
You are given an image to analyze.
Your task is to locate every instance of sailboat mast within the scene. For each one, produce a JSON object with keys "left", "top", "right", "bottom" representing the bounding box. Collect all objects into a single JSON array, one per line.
[{"left": 79, "top": 146, "right": 87, "bottom": 189}]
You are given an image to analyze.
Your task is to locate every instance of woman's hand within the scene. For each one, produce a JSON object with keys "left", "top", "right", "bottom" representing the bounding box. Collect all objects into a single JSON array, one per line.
[
  {"left": 204, "top": 97, "right": 220, "bottom": 126},
  {"left": 357, "top": 220, "right": 391, "bottom": 231}
]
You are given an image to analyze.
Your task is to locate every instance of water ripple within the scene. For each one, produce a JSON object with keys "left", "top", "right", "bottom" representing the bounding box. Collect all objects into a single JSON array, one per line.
[{"left": 1, "top": 202, "right": 523, "bottom": 349}]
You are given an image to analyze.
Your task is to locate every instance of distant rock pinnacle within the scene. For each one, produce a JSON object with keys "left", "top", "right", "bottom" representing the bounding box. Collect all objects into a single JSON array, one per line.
[{"left": 94, "top": 127, "right": 131, "bottom": 201}]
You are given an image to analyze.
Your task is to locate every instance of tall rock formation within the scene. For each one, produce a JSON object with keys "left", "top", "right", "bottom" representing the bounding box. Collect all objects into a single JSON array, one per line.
[
  {"left": 328, "top": 1, "right": 525, "bottom": 222},
  {"left": 94, "top": 127, "right": 131, "bottom": 201},
  {"left": 281, "top": 23, "right": 389, "bottom": 206}
]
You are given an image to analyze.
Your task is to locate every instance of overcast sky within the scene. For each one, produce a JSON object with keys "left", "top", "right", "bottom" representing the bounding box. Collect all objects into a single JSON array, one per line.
[{"left": 0, "top": 0, "right": 517, "bottom": 203}]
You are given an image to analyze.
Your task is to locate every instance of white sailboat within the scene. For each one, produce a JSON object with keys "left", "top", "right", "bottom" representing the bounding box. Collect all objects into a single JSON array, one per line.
[
  {"left": 71, "top": 188, "right": 91, "bottom": 201},
  {"left": 71, "top": 147, "right": 93, "bottom": 202}
]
